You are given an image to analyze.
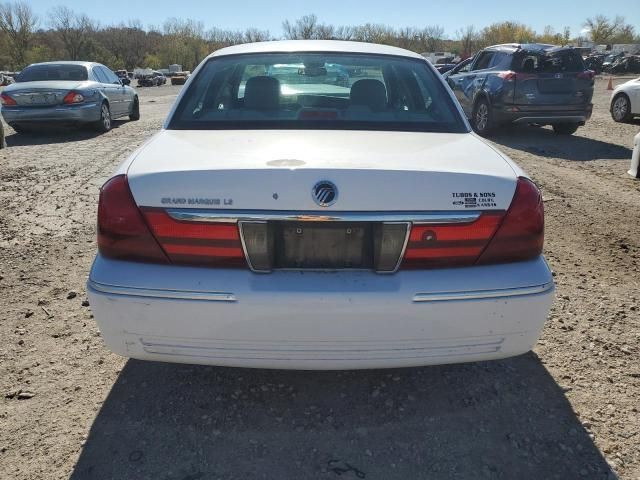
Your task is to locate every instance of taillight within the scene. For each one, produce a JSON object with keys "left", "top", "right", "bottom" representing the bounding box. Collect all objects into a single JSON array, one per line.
[
  {"left": 401, "top": 177, "right": 544, "bottom": 269},
  {"left": 497, "top": 71, "right": 517, "bottom": 81},
  {"left": 401, "top": 213, "right": 504, "bottom": 269},
  {"left": 577, "top": 70, "right": 595, "bottom": 80},
  {"left": 141, "top": 209, "right": 246, "bottom": 268},
  {"left": 63, "top": 91, "right": 85, "bottom": 104},
  {"left": 0, "top": 93, "right": 17, "bottom": 106},
  {"left": 476, "top": 177, "right": 544, "bottom": 265},
  {"left": 97, "top": 175, "right": 168, "bottom": 263},
  {"left": 498, "top": 71, "right": 537, "bottom": 82}
]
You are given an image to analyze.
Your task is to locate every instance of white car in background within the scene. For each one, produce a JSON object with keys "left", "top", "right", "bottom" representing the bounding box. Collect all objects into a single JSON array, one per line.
[
  {"left": 611, "top": 77, "right": 640, "bottom": 123},
  {"left": 88, "top": 40, "right": 554, "bottom": 370}
]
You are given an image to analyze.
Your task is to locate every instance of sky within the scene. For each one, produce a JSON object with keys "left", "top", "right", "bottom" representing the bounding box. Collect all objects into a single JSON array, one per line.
[{"left": 27, "top": 0, "right": 640, "bottom": 39}]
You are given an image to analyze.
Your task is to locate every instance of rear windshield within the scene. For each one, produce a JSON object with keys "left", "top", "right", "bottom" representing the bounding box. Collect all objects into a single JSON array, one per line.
[
  {"left": 511, "top": 50, "right": 585, "bottom": 73},
  {"left": 169, "top": 53, "right": 467, "bottom": 133},
  {"left": 17, "top": 64, "right": 88, "bottom": 82}
]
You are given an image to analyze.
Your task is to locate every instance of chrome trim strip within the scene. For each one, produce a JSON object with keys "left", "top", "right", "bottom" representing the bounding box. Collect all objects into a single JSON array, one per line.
[
  {"left": 238, "top": 221, "right": 271, "bottom": 273},
  {"left": 238, "top": 220, "right": 412, "bottom": 274},
  {"left": 513, "top": 116, "right": 586, "bottom": 124},
  {"left": 413, "top": 283, "right": 554, "bottom": 302},
  {"left": 377, "top": 221, "right": 411, "bottom": 274},
  {"left": 167, "top": 209, "right": 482, "bottom": 225},
  {"left": 88, "top": 280, "right": 236, "bottom": 302}
]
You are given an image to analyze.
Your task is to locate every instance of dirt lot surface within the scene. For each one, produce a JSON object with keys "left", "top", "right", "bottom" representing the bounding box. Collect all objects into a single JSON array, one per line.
[{"left": 0, "top": 78, "right": 639, "bottom": 480}]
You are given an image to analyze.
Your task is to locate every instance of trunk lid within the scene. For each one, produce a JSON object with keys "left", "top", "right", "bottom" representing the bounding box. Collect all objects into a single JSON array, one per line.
[
  {"left": 126, "top": 130, "right": 518, "bottom": 212},
  {"left": 4, "top": 80, "right": 90, "bottom": 106}
]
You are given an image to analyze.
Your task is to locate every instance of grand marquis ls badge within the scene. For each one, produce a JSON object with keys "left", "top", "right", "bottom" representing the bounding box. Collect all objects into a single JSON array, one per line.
[{"left": 312, "top": 181, "right": 338, "bottom": 207}]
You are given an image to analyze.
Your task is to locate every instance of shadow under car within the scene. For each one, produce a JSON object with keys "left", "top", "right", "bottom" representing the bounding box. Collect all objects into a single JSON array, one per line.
[
  {"left": 490, "top": 125, "right": 632, "bottom": 162},
  {"left": 70, "top": 353, "right": 615, "bottom": 480},
  {"left": 4, "top": 121, "right": 125, "bottom": 147}
]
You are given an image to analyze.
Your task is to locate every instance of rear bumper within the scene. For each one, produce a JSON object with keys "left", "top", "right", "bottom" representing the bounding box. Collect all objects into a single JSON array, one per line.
[
  {"left": 88, "top": 255, "right": 554, "bottom": 370},
  {"left": 494, "top": 104, "right": 593, "bottom": 125},
  {"left": 1, "top": 102, "right": 101, "bottom": 125}
]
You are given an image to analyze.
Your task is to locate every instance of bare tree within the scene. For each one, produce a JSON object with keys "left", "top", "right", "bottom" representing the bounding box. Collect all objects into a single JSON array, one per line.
[
  {"left": 396, "top": 27, "right": 417, "bottom": 50},
  {"left": 0, "top": 1, "right": 38, "bottom": 68},
  {"left": 419, "top": 25, "right": 445, "bottom": 52},
  {"left": 456, "top": 25, "right": 477, "bottom": 57},
  {"left": 283, "top": 14, "right": 315, "bottom": 39},
  {"left": 583, "top": 15, "right": 624, "bottom": 44},
  {"left": 351, "top": 23, "right": 394, "bottom": 44},
  {"left": 334, "top": 25, "right": 355, "bottom": 41},
  {"left": 243, "top": 28, "right": 270, "bottom": 43},
  {"left": 49, "top": 6, "right": 94, "bottom": 60}
]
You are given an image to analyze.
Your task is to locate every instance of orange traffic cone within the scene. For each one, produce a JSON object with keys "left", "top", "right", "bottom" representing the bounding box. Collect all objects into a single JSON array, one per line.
[{"left": 607, "top": 76, "right": 613, "bottom": 90}]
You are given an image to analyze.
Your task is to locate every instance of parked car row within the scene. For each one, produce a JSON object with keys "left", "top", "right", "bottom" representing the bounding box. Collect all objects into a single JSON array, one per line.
[{"left": 0, "top": 45, "right": 632, "bottom": 142}]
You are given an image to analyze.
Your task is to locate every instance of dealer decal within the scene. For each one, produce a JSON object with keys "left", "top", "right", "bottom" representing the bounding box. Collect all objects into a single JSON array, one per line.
[{"left": 451, "top": 192, "right": 497, "bottom": 208}]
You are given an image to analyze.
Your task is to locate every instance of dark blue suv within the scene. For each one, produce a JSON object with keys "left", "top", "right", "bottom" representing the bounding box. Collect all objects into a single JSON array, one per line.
[{"left": 446, "top": 43, "right": 594, "bottom": 136}]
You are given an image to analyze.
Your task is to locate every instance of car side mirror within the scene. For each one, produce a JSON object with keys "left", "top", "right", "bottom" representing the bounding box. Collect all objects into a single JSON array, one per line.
[{"left": 120, "top": 78, "right": 130, "bottom": 86}]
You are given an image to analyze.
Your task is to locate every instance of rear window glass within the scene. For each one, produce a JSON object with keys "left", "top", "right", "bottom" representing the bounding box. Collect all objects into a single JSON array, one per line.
[
  {"left": 17, "top": 64, "right": 88, "bottom": 82},
  {"left": 512, "top": 50, "right": 585, "bottom": 73},
  {"left": 169, "top": 53, "right": 467, "bottom": 133}
]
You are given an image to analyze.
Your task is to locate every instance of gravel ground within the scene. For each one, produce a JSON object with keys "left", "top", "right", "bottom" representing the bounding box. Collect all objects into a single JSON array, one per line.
[{"left": 0, "top": 78, "right": 638, "bottom": 480}]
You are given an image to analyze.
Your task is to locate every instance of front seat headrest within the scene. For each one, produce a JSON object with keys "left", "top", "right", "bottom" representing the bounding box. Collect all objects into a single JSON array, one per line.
[
  {"left": 244, "top": 76, "right": 280, "bottom": 110},
  {"left": 350, "top": 79, "right": 387, "bottom": 112}
]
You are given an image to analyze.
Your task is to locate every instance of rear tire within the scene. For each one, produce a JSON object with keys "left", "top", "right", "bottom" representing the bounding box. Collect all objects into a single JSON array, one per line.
[
  {"left": 471, "top": 98, "right": 495, "bottom": 136},
  {"left": 552, "top": 123, "right": 579, "bottom": 135},
  {"left": 94, "top": 103, "right": 112, "bottom": 133},
  {"left": 611, "top": 93, "right": 633, "bottom": 123},
  {"left": 129, "top": 97, "right": 140, "bottom": 121}
]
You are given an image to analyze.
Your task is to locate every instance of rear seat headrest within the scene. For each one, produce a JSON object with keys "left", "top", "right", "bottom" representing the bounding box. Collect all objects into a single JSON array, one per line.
[
  {"left": 350, "top": 79, "right": 387, "bottom": 112},
  {"left": 244, "top": 76, "right": 280, "bottom": 110}
]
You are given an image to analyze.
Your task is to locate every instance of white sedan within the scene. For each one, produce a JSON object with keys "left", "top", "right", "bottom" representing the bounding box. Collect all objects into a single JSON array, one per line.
[
  {"left": 610, "top": 77, "right": 640, "bottom": 123},
  {"left": 88, "top": 40, "right": 554, "bottom": 370}
]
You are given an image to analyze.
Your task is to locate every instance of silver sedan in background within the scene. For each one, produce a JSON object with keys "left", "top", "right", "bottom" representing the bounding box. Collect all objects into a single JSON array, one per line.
[{"left": 0, "top": 61, "right": 139, "bottom": 134}]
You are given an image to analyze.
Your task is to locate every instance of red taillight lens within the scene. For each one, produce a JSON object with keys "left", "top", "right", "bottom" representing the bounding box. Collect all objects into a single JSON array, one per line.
[
  {"left": 476, "top": 177, "right": 544, "bottom": 265},
  {"left": 63, "top": 91, "right": 84, "bottom": 104},
  {"left": 97, "top": 175, "right": 168, "bottom": 263},
  {"left": 97, "top": 176, "right": 246, "bottom": 267},
  {"left": 141, "top": 209, "right": 246, "bottom": 268},
  {"left": 497, "top": 70, "right": 517, "bottom": 81},
  {"left": 401, "top": 213, "right": 504, "bottom": 269},
  {"left": 577, "top": 70, "right": 595, "bottom": 80},
  {"left": 401, "top": 177, "right": 544, "bottom": 269},
  {"left": 0, "top": 93, "right": 17, "bottom": 106}
]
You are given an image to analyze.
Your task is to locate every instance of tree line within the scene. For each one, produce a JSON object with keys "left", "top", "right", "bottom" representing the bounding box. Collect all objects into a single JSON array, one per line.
[{"left": 0, "top": 2, "right": 637, "bottom": 72}]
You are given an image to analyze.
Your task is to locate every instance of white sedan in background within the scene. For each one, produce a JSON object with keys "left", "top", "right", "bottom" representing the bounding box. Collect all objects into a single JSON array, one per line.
[
  {"left": 611, "top": 77, "right": 640, "bottom": 123},
  {"left": 88, "top": 40, "right": 554, "bottom": 370}
]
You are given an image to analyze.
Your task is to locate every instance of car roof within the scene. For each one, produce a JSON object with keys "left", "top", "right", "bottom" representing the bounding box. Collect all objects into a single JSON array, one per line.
[
  {"left": 208, "top": 40, "right": 426, "bottom": 60},
  {"left": 24, "top": 61, "right": 97, "bottom": 68},
  {"left": 484, "top": 43, "right": 574, "bottom": 54}
]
